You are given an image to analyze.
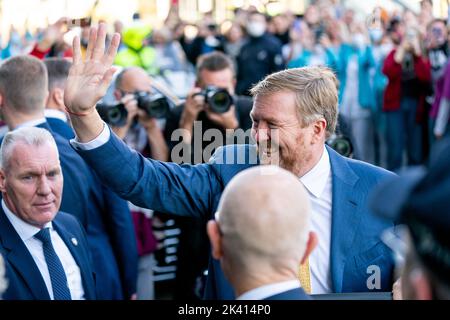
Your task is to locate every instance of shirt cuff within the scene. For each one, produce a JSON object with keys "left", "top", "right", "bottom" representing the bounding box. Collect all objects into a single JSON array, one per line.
[{"left": 70, "top": 122, "right": 111, "bottom": 151}]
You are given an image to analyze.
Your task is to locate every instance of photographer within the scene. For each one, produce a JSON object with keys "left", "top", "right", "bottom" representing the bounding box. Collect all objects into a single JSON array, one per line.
[
  {"left": 163, "top": 51, "right": 253, "bottom": 299},
  {"left": 382, "top": 20, "right": 431, "bottom": 171},
  {"left": 166, "top": 51, "right": 253, "bottom": 160},
  {"left": 109, "top": 67, "right": 169, "bottom": 162}
]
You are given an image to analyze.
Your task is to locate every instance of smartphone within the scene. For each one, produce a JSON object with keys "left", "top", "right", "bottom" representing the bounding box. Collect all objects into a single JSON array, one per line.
[{"left": 68, "top": 17, "right": 91, "bottom": 28}]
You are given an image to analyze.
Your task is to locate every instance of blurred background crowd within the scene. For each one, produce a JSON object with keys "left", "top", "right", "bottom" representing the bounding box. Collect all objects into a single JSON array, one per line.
[{"left": 1, "top": 0, "right": 450, "bottom": 300}]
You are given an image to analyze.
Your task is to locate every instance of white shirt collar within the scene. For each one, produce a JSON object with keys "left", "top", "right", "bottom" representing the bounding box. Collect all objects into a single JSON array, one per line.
[
  {"left": 236, "top": 280, "right": 301, "bottom": 300},
  {"left": 300, "top": 147, "right": 331, "bottom": 198},
  {"left": 15, "top": 118, "right": 47, "bottom": 129},
  {"left": 2, "top": 200, "right": 53, "bottom": 242},
  {"left": 44, "top": 109, "right": 68, "bottom": 123}
]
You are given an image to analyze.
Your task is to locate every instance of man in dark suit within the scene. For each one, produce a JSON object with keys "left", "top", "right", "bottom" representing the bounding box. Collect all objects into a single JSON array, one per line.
[
  {"left": 0, "top": 55, "right": 138, "bottom": 300},
  {"left": 0, "top": 127, "right": 95, "bottom": 300},
  {"left": 43, "top": 58, "right": 75, "bottom": 140},
  {"left": 207, "top": 166, "right": 315, "bottom": 300},
  {"left": 65, "top": 25, "right": 396, "bottom": 299}
]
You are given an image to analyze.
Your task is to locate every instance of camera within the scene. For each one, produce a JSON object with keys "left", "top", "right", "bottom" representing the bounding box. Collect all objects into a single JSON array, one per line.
[
  {"left": 96, "top": 101, "right": 128, "bottom": 127},
  {"left": 197, "top": 86, "right": 234, "bottom": 114},
  {"left": 96, "top": 91, "right": 171, "bottom": 126},
  {"left": 326, "top": 134, "right": 353, "bottom": 158},
  {"left": 134, "top": 91, "right": 170, "bottom": 119}
]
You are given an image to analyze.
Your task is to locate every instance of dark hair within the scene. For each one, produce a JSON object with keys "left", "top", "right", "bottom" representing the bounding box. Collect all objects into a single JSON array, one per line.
[
  {"left": 43, "top": 58, "right": 72, "bottom": 91},
  {"left": 196, "top": 51, "right": 235, "bottom": 80}
]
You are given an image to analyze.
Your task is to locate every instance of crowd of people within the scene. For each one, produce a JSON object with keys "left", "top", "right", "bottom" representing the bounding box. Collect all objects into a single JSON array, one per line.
[{"left": 0, "top": 0, "right": 449, "bottom": 301}]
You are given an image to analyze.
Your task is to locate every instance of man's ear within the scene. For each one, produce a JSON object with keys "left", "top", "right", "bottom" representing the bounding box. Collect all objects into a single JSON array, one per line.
[
  {"left": 409, "top": 269, "right": 433, "bottom": 300},
  {"left": 312, "top": 119, "right": 327, "bottom": 143},
  {"left": 0, "top": 169, "right": 7, "bottom": 194},
  {"left": 53, "top": 88, "right": 65, "bottom": 111},
  {"left": 207, "top": 220, "right": 223, "bottom": 260},
  {"left": 301, "top": 231, "right": 318, "bottom": 265}
]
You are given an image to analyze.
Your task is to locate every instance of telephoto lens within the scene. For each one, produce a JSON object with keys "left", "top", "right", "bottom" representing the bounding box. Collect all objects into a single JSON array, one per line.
[
  {"left": 135, "top": 91, "right": 170, "bottom": 119},
  {"left": 202, "top": 86, "right": 234, "bottom": 114},
  {"left": 96, "top": 101, "right": 128, "bottom": 127}
]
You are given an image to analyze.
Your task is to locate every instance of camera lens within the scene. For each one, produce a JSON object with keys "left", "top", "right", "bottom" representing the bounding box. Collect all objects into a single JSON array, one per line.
[
  {"left": 204, "top": 86, "right": 233, "bottom": 114},
  {"left": 136, "top": 91, "right": 169, "bottom": 119}
]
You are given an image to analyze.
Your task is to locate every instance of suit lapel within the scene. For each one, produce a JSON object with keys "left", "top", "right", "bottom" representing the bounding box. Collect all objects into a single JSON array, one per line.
[
  {"left": 327, "top": 146, "right": 362, "bottom": 292},
  {"left": 0, "top": 208, "right": 50, "bottom": 299},
  {"left": 52, "top": 217, "right": 93, "bottom": 300}
]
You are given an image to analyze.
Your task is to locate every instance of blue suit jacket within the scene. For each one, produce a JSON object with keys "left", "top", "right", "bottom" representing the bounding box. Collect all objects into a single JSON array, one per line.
[
  {"left": 46, "top": 117, "right": 75, "bottom": 140},
  {"left": 0, "top": 207, "right": 96, "bottom": 300},
  {"left": 40, "top": 121, "right": 138, "bottom": 299},
  {"left": 263, "top": 287, "right": 310, "bottom": 300},
  {"left": 76, "top": 131, "right": 395, "bottom": 299}
]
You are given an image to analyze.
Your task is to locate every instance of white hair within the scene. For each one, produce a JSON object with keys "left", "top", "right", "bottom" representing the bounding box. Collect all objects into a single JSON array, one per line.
[{"left": 0, "top": 127, "right": 58, "bottom": 170}]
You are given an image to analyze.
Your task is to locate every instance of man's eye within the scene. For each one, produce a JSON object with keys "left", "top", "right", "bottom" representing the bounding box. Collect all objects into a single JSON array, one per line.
[
  {"left": 21, "top": 176, "right": 33, "bottom": 181},
  {"left": 48, "top": 171, "right": 59, "bottom": 178}
]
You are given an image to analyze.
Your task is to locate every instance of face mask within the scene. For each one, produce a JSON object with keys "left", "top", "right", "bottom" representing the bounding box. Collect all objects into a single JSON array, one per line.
[
  {"left": 370, "top": 29, "right": 383, "bottom": 43},
  {"left": 247, "top": 22, "right": 266, "bottom": 38},
  {"left": 352, "top": 33, "right": 365, "bottom": 49}
]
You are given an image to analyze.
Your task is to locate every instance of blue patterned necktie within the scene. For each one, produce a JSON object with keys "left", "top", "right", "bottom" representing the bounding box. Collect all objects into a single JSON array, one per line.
[{"left": 34, "top": 228, "right": 72, "bottom": 300}]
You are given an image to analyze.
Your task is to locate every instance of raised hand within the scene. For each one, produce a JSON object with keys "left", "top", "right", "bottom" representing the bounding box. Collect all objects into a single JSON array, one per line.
[{"left": 64, "top": 23, "right": 120, "bottom": 115}]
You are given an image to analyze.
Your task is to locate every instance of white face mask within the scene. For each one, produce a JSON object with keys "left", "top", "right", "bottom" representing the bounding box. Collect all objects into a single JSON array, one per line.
[
  {"left": 352, "top": 33, "right": 365, "bottom": 49},
  {"left": 247, "top": 22, "right": 266, "bottom": 37},
  {"left": 370, "top": 29, "right": 383, "bottom": 43}
]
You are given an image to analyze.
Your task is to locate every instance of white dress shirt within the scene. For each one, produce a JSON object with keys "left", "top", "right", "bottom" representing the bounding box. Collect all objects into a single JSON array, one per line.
[
  {"left": 2, "top": 201, "right": 85, "bottom": 300},
  {"left": 300, "top": 147, "right": 333, "bottom": 294},
  {"left": 71, "top": 122, "right": 110, "bottom": 150},
  {"left": 71, "top": 124, "right": 334, "bottom": 294},
  {"left": 237, "top": 280, "right": 301, "bottom": 300},
  {"left": 44, "top": 109, "right": 68, "bottom": 123}
]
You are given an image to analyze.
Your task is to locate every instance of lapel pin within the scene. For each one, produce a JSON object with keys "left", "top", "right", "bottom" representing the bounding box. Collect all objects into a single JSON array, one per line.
[{"left": 71, "top": 238, "right": 78, "bottom": 246}]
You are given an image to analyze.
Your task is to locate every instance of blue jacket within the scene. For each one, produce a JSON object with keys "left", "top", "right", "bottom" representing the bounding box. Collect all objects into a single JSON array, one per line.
[
  {"left": 41, "top": 121, "right": 138, "bottom": 300},
  {"left": 46, "top": 117, "right": 75, "bottom": 140},
  {"left": 288, "top": 48, "right": 338, "bottom": 71},
  {"left": 0, "top": 208, "right": 96, "bottom": 300},
  {"left": 337, "top": 44, "right": 376, "bottom": 111},
  {"left": 75, "top": 130, "right": 395, "bottom": 299}
]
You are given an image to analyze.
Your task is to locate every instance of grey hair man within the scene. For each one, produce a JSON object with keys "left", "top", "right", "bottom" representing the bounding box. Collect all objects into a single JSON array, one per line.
[{"left": 0, "top": 127, "right": 96, "bottom": 300}]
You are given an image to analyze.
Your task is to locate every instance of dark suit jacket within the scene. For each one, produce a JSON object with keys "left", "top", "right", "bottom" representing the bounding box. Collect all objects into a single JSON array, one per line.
[
  {"left": 0, "top": 207, "right": 96, "bottom": 300},
  {"left": 46, "top": 117, "right": 75, "bottom": 140},
  {"left": 263, "top": 287, "right": 310, "bottom": 300},
  {"left": 39, "top": 121, "right": 138, "bottom": 299},
  {"left": 75, "top": 130, "right": 396, "bottom": 300}
]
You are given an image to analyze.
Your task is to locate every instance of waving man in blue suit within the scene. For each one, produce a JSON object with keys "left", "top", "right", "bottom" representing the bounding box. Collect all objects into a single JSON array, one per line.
[{"left": 65, "top": 24, "right": 396, "bottom": 299}]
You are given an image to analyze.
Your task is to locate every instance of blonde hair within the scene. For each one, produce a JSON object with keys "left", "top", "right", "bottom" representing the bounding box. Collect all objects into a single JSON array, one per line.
[{"left": 250, "top": 66, "right": 339, "bottom": 138}]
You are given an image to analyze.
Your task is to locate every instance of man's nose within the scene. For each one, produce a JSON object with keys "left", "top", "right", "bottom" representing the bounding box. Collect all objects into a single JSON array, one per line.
[
  {"left": 37, "top": 177, "right": 52, "bottom": 196},
  {"left": 254, "top": 126, "right": 270, "bottom": 143}
]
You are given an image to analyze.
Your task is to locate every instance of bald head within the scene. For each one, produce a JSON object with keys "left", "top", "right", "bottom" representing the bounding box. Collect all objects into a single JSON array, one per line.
[
  {"left": 115, "top": 67, "right": 152, "bottom": 94},
  {"left": 213, "top": 166, "right": 312, "bottom": 276}
]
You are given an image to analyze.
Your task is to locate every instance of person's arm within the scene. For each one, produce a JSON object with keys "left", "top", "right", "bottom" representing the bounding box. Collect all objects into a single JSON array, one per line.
[
  {"left": 382, "top": 49, "right": 402, "bottom": 80},
  {"left": 138, "top": 115, "right": 169, "bottom": 162},
  {"left": 29, "top": 18, "right": 68, "bottom": 59},
  {"left": 434, "top": 97, "right": 450, "bottom": 139},
  {"left": 65, "top": 24, "right": 220, "bottom": 219}
]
